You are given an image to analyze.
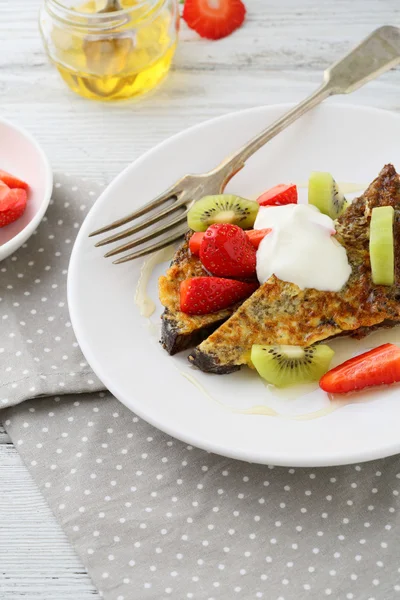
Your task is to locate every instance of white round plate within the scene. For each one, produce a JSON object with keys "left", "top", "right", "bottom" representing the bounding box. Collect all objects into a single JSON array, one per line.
[
  {"left": 69, "top": 104, "right": 400, "bottom": 467},
  {"left": 0, "top": 117, "right": 53, "bottom": 261}
]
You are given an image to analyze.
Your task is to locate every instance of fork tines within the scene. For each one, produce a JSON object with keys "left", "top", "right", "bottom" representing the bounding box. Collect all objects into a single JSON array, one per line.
[{"left": 89, "top": 183, "right": 190, "bottom": 263}]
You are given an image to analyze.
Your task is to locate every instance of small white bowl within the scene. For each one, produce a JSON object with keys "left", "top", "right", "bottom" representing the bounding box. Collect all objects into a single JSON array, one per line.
[{"left": 0, "top": 117, "right": 53, "bottom": 262}]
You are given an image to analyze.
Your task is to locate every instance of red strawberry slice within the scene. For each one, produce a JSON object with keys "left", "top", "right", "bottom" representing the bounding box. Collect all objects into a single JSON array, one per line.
[
  {"left": 180, "top": 276, "right": 257, "bottom": 315},
  {"left": 189, "top": 227, "right": 271, "bottom": 256},
  {"left": 200, "top": 223, "right": 257, "bottom": 278},
  {"left": 0, "top": 169, "right": 29, "bottom": 190},
  {"left": 0, "top": 188, "right": 28, "bottom": 228},
  {"left": 319, "top": 343, "right": 400, "bottom": 394},
  {"left": 245, "top": 228, "right": 272, "bottom": 249},
  {"left": 183, "top": 0, "right": 246, "bottom": 40},
  {"left": 0, "top": 180, "right": 10, "bottom": 202},
  {"left": 257, "top": 184, "right": 298, "bottom": 206},
  {"left": 189, "top": 231, "right": 205, "bottom": 256}
]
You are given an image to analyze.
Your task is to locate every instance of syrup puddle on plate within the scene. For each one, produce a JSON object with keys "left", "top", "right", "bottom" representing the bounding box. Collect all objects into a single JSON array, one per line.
[
  {"left": 134, "top": 245, "right": 175, "bottom": 318},
  {"left": 180, "top": 370, "right": 336, "bottom": 420},
  {"left": 180, "top": 370, "right": 379, "bottom": 421},
  {"left": 237, "top": 403, "right": 343, "bottom": 420}
]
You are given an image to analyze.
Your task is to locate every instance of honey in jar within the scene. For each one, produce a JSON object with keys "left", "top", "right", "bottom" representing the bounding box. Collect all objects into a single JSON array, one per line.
[{"left": 39, "top": 0, "right": 179, "bottom": 101}]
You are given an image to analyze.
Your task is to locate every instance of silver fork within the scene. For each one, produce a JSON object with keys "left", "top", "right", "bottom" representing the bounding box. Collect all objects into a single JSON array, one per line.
[{"left": 90, "top": 26, "right": 400, "bottom": 264}]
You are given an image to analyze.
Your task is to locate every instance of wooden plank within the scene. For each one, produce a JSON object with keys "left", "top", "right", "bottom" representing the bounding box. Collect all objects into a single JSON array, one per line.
[
  {"left": 0, "top": 424, "right": 10, "bottom": 444},
  {"left": 0, "top": 444, "right": 98, "bottom": 598}
]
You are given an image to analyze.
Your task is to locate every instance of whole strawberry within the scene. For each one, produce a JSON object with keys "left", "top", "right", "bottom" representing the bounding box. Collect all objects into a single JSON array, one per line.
[{"left": 199, "top": 223, "right": 257, "bottom": 278}]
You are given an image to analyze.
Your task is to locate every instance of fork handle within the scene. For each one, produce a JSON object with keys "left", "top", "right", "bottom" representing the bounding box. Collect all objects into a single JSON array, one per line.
[
  {"left": 219, "top": 83, "right": 331, "bottom": 174},
  {"left": 217, "top": 25, "right": 400, "bottom": 179}
]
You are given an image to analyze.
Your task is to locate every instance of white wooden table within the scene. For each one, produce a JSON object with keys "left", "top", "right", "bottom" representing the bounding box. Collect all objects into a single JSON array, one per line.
[{"left": 1, "top": 1, "right": 400, "bottom": 597}]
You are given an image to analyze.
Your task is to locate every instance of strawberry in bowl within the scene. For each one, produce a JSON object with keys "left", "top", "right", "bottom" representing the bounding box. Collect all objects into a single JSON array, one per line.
[
  {"left": 0, "top": 173, "right": 29, "bottom": 228},
  {"left": 0, "top": 117, "right": 52, "bottom": 261}
]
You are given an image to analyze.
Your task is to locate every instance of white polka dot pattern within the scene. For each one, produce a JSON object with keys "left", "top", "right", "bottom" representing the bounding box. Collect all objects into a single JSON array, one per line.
[{"left": 2, "top": 175, "right": 400, "bottom": 599}]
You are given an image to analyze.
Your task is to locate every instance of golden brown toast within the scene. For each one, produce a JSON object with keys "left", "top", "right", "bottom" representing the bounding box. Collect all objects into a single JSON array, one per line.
[
  {"left": 158, "top": 233, "right": 240, "bottom": 354},
  {"left": 188, "top": 164, "right": 400, "bottom": 373}
]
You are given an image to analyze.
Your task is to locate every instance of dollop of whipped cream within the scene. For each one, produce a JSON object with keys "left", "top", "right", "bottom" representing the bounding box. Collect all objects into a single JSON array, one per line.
[{"left": 254, "top": 203, "right": 352, "bottom": 292}]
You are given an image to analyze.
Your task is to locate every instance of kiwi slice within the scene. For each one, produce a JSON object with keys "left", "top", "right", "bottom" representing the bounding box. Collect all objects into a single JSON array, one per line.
[
  {"left": 370, "top": 206, "right": 394, "bottom": 285},
  {"left": 251, "top": 344, "right": 334, "bottom": 388},
  {"left": 187, "top": 194, "right": 259, "bottom": 232},
  {"left": 308, "top": 172, "right": 348, "bottom": 219}
]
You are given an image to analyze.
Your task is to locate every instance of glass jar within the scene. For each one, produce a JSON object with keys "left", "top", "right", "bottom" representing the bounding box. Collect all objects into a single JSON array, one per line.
[{"left": 39, "top": 0, "right": 179, "bottom": 101}]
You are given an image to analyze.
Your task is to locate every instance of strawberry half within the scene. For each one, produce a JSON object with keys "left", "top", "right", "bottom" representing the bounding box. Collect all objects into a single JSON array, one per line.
[
  {"left": 0, "top": 169, "right": 29, "bottom": 190},
  {"left": 180, "top": 276, "right": 257, "bottom": 315},
  {"left": 0, "top": 188, "right": 28, "bottom": 228},
  {"left": 183, "top": 0, "right": 246, "bottom": 40},
  {"left": 319, "top": 343, "right": 400, "bottom": 394},
  {"left": 200, "top": 223, "right": 257, "bottom": 278}
]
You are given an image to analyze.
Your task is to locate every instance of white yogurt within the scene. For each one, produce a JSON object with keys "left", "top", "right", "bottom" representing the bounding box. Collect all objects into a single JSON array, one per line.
[{"left": 254, "top": 204, "right": 352, "bottom": 292}]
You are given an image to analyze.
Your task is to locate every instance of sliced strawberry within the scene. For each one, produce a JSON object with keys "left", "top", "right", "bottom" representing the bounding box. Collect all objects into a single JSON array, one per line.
[
  {"left": 0, "top": 169, "right": 29, "bottom": 190},
  {"left": 319, "top": 343, "right": 400, "bottom": 394},
  {"left": 0, "top": 180, "right": 10, "bottom": 202},
  {"left": 245, "top": 228, "right": 272, "bottom": 249},
  {"left": 189, "top": 231, "right": 205, "bottom": 256},
  {"left": 180, "top": 276, "right": 257, "bottom": 315},
  {"left": 0, "top": 188, "right": 28, "bottom": 228},
  {"left": 257, "top": 184, "right": 298, "bottom": 207},
  {"left": 200, "top": 223, "right": 256, "bottom": 278},
  {"left": 189, "top": 227, "right": 271, "bottom": 256},
  {"left": 183, "top": 0, "right": 246, "bottom": 40}
]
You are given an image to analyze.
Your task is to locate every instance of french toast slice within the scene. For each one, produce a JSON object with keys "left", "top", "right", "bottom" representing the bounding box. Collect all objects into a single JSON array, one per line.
[
  {"left": 188, "top": 164, "right": 400, "bottom": 373},
  {"left": 158, "top": 233, "right": 240, "bottom": 354}
]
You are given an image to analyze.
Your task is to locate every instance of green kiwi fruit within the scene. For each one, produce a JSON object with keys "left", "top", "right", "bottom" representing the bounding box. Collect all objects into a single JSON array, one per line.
[
  {"left": 369, "top": 205, "right": 394, "bottom": 285},
  {"left": 187, "top": 194, "right": 259, "bottom": 232},
  {"left": 251, "top": 344, "right": 334, "bottom": 388},
  {"left": 308, "top": 172, "right": 348, "bottom": 219}
]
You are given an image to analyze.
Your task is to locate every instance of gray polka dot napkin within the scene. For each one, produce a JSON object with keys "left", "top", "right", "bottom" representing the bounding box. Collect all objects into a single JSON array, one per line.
[
  {"left": 2, "top": 175, "right": 400, "bottom": 600},
  {"left": 0, "top": 174, "right": 104, "bottom": 407}
]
